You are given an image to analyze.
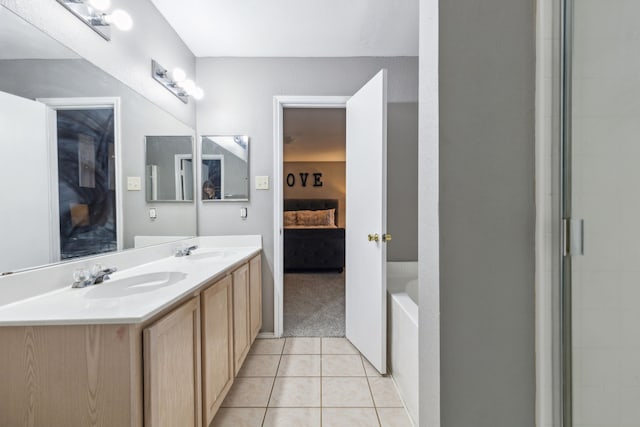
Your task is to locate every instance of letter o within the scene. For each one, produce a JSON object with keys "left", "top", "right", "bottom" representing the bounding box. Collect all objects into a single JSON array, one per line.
[{"left": 286, "top": 173, "right": 295, "bottom": 187}]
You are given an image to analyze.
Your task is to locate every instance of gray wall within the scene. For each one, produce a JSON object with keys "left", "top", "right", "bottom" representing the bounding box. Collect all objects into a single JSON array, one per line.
[
  {"left": 196, "top": 57, "right": 419, "bottom": 332},
  {"left": 432, "top": 0, "right": 536, "bottom": 426},
  {"left": 387, "top": 103, "right": 419, "bottom": 261}
]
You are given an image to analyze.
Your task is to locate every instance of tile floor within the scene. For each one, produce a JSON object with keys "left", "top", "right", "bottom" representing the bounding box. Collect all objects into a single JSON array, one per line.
[{"left": 212, "top": 337, "right": 414, "bottom": 427}]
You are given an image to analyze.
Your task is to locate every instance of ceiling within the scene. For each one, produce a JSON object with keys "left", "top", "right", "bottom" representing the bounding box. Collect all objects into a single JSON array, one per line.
[
  {"left": 283, "top": 108, "right": 345, "bottom": 162},
  {"left": 150, "top": 0, "right": 418, "bottom": 57}
]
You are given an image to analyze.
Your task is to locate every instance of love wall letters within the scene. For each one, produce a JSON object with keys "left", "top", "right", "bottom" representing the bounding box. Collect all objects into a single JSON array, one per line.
[{"left": 286, "top": 172, "right": 323, "bottom": 187}]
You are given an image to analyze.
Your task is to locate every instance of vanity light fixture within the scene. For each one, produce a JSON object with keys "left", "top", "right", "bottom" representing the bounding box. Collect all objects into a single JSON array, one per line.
[
  {"left": 56, "top": 0, "right": 133, "bottom": 41},
  {"left": 151, "top": 60, "right": 204, "bottom": 104}
]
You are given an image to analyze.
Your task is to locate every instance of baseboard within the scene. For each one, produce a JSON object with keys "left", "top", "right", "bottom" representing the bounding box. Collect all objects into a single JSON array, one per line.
[{"left": 257, "top": 332, "right": 276, "bottom": 339}]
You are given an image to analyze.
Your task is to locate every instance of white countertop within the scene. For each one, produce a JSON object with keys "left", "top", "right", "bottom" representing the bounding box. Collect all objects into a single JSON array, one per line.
[{"left": 0, "top": 245, "right": 261, "bottom": 326}]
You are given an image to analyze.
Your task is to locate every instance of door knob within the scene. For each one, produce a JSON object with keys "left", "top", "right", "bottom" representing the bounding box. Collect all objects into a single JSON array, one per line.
[
  {"left": 368, "top": 233, "right": 379, "bottom": 242},
  {"left": 383, "top": 233, "right": 392, "bottom": 242}
]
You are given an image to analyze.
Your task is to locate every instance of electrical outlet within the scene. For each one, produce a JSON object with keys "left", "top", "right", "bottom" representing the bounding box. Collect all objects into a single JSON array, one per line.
[{"left": 149, "top": 208, "right": 157, "bottom": 219}]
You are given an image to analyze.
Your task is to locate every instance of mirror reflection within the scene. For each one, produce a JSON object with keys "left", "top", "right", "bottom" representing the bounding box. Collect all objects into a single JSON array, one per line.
[
  {"left": 0, "top": 6, "right": 196, "bottom": 273},
  {"left": 56, "top": 107, "right": 117, "bottom": 259},
  {"left": 201, "top": 135, "right": 250, "bottom": 201},
  {"left": 145, "top": 136, "right": 194, "bottom": 202}
]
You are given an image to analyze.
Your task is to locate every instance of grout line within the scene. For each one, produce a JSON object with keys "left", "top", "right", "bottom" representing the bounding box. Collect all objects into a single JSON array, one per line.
[
  {"left": 362, "top": 355, "right": 383, "bottom": 427},
  {"left": 320, "top": 337, "right": 323, "bottom": 426},
  {"left": 260, "top": 344, "right": 284, "bottom": 427}
]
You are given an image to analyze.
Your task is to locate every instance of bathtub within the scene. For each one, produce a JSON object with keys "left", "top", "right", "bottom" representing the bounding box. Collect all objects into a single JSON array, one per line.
[{"left": 387, "top": 262, "right": 419, "bottom": 426}]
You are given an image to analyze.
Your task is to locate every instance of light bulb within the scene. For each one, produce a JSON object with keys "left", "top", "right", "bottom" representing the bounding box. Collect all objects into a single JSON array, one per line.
[
  {"left": 181, "top": 79, "right": 196, "bottom": 95},
  {"left": 105, "top": 9, "right": 133, "bottom": 31},
  {"left": 88, "top": 0, "right": 111, "bottom": 12},
  {"left": 171, "top": 68, "right": 187, "bottom": 83},
  {"left": 191, "top": 87, "right": 204, "bottom": 100}
]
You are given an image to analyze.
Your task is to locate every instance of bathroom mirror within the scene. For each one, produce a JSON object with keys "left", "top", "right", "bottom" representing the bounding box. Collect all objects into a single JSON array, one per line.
[
  {"left": 145, "top": 136, "right": 195, "bottom": 202},
  {"left": 0, "top": 6, "right": 197, "bottom": 273},
  {"left": 201, "top": 135, "right": 250, "bottom": 201}
]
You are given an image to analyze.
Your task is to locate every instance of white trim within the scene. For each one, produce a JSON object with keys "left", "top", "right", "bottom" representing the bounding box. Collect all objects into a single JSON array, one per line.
[
  {"left": 272, "top": 95, "right": 350, "bottom": 338},
  {"left": 44, "top": 107, "right": 60, "bottom": 262},
  {"left": 418, "top": 0, "right": 440, "bottom": 424},
  {"left": 257, "top": 332, "right": 276, "bottom": 339},
  {"left": 37, "top": 97, "right": 124, "bottom": 253}
]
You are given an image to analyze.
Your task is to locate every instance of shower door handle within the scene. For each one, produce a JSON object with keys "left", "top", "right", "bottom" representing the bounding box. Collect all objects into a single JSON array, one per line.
[{"left": 562, "top": 218, "right": 584, "bottom": 256}]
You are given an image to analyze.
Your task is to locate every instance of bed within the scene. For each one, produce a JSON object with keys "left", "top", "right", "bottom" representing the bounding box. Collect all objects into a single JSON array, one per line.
[{"left": 283, "top": 199, "right": 345, "bottom": 272}]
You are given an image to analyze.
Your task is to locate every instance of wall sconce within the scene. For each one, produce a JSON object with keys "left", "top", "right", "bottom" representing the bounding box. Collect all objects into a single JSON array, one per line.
[
  {"left": 152, "top": 60, "right": 204, "bottom": 104},
  {"left": 56, "top": 0, "right": 133, "bottom": 41}
]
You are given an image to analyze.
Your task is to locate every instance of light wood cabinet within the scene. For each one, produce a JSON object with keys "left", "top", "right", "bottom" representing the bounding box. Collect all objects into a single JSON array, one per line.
[
  {"left": 143, "top": 296, "right": 202, "bottom": 427},
  {"left": 0, "top": 251, "right": 262, "bottom": 427},
  {"left": 0, "top": 323, "right": 143, "bottom": 427},
  {"left": 201, "top": 275, "right": 234, "bottom": 426},
  {"left": 249, "top": 254, "right": 262, "bottom": 341},
  {"left": 232, "top": 263, "right": 250, "bottom": 375}
]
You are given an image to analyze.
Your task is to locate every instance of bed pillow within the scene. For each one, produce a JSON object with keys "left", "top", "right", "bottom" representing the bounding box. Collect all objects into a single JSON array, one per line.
[
  {"left": 284, "top": 211, "right": 298, "bottom": 226},
  {"left": 296, "top": 208, "right": 335, "bottom": 226}
]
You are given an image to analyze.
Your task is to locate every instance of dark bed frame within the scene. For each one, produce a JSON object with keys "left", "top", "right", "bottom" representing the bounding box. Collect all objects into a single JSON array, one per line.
[{"left": 283, "top": 199, "right": 345, "bottom": 272}]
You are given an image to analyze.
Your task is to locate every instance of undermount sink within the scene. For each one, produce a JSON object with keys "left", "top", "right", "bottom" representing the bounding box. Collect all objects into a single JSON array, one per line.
[
  {"left": 183, "top": 249, "right": 239, "bottom": 261},
  {"left": 85, "top": 271, "right": 187, "bottom": 298}
]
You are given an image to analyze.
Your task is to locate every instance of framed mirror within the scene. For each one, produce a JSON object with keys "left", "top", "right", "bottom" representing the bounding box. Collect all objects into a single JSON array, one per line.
[
  {"left": 201, "top": 135, "right": 249, "bottom": 201},
  {"left": 145, "top": 136, "right": 195, "bottom": 202},
  {"left": 0, "top": 5, "right": 197, "bottom": 274}
]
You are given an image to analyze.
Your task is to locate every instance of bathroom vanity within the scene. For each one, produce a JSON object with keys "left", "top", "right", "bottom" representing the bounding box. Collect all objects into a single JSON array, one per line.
[{"left": 0, "top": 237, "right": 262, "bottom": 427}]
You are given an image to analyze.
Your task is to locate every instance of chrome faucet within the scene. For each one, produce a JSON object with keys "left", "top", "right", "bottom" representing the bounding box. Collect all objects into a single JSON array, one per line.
[
  {"left": 71, "top": 265, "right": 118, "bottom": 288},
  {"left": 175, "top": 245, "right": 198, "bottom": 257}
]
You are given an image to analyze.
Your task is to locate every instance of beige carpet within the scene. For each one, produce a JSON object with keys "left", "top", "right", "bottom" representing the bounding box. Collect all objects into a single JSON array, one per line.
[{"left": 283, "top": 271, "right": 345, "bottom": 337}]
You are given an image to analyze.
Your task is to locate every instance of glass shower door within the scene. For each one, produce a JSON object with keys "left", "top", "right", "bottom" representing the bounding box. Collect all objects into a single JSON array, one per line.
[{"left": 564, "top": 0, "right": 640, "bottom": 425}]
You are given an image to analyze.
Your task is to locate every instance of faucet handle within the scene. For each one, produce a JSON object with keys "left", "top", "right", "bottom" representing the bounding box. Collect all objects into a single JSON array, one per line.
[
  {"left": 91, "top": 264, "right": 104, "bottom": 277},
  {"left": 72, "top": 268, "right": 91, "bottom": 288}
]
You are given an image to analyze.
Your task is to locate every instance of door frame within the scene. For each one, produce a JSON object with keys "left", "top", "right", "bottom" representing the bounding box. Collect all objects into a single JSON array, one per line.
[
  {"left": 201, "top": 154, "right": 225, "bottom": 201},
  {"left": 174, "top": 154, "right": 194, "bottom": 201},
  {"left": 38, "top": 97, "right": 123, "bottom": 258},
  {"left": 272, "top": 95, "right": 350, "bottom": 338}
]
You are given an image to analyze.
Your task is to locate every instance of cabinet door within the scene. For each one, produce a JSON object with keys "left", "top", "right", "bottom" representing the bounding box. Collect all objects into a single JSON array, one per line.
[
  {"left": 201, "top": 275, "right": 234, "bottom": 425},
  {"left": 249, "top": 254, "right": 262, "bottom": 342},
  {"left": 144, "top": 297, "right": 202, "bottom": 427},
  {"left": 232, "top": 263, "right": 250, "bottom": 375}
]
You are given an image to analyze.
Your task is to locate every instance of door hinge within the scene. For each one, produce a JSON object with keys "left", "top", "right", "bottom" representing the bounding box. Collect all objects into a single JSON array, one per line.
[{"left": 562, "top": 218, "right": 584, "bottom": 257}]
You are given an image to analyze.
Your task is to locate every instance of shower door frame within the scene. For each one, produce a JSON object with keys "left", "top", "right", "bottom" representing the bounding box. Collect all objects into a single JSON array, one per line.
[{"left": 559, "top": 0, "right": 574, "bottom": 425}]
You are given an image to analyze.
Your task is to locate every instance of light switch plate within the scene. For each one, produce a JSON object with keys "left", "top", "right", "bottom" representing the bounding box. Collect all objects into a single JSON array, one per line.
[
  {"left": 255, "top": 176, "right": 269, "bottom": 190},
  {"left": 149, "top": 208, "right": 157, "bottom": 219},
  {"left": 127, "top": 176, "right": 141, "bottom": 191}
]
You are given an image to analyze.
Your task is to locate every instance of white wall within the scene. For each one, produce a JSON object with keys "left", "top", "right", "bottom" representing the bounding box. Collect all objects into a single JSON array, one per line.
[
  {"left": 196, "top": 57, "right": 419, "bottom": 331},
  {"left": 0, "top": 91, "right": 50, "bottom": 272},
  {"left": 571, "top": 1, "right": 640, "bottom": 425},
  {"left": 0, "top": 0, "right": 196, "bottom": 127}
]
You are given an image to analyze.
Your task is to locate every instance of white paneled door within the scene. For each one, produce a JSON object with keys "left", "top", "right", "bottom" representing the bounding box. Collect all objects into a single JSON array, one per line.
[
  {"left": 0, "top": 91, "right": 50, "bottom": 273},
  {"left": 345, "top": 69, "right": 388, "bottom": 374}
]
